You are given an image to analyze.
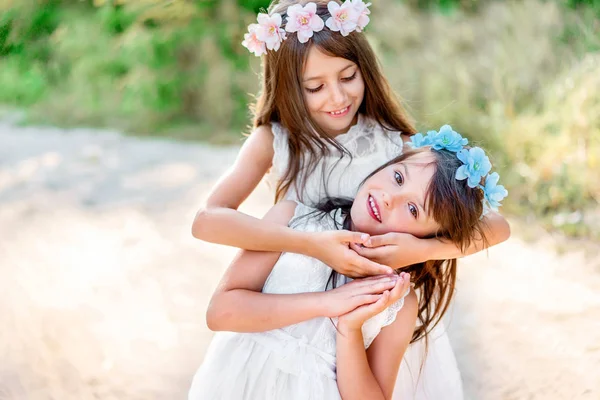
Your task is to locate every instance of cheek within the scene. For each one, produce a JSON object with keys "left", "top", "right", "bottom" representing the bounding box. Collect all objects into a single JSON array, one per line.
[
  {"left": 383, "top": 212, "right": 405, "bottom": 233},
  {"left": 305, "top": 93, "right": 326, "bottom": 114},
  {"left": 350, "top": 78, "right": 365, "bottom": 101}
]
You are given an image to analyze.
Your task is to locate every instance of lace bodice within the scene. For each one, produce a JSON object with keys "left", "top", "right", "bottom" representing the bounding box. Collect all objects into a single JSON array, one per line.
[
  {"left": 262, "top": 203, "right": 408, "bottom": 354},
  {"left": 270, "top": 114, "right": 404, "bottom": 205}
]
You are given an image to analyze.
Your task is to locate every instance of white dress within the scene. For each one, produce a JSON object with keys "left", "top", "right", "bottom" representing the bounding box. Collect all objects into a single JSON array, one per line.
[
  {"left": 269, "top": 114, "right": 464, "bottom": 400},
  {"left": 188, "top": 203, "right": 410, "bottom": 399}
]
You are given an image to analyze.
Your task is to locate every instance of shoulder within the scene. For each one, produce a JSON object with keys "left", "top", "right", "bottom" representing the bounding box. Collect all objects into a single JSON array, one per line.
[
  {"left": 398, "top": 289, "right": 418, "bottom": 321},
  {"left": 237, "top": 124, "right": 275, "bottom": 167},
  {"left": 383, "top": 289, "right": 418, "bottom": 333},
  {"left": 251, "top": 124, "right": 275, "bottom": 145}
]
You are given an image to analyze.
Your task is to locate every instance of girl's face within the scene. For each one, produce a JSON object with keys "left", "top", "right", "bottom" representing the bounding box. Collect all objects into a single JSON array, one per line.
[
  {"left": 351, "top": 151, "right": 443, "bottom": 238},
  {"left": 302, "top": 46, "right": 365, "bottom": 137}
]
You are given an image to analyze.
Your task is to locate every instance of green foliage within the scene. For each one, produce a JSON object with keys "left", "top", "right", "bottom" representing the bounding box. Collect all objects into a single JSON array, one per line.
[
  {"left": 0, "top": 58, "right": 47, "bottom": 105},
  {"left": 566, "top": 0, "right": 600, "bottom": 16},
  {"left": 97, "top": 4, "right": 137, "bottom": 34},
  {"left": 238, "top": 0, "right": 271, "bottom": 13},
  {"left": 0, "top": 0, "right": 599, "bottom": 236}
]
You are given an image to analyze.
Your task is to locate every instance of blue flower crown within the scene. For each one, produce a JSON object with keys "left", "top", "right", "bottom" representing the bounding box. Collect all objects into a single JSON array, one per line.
[{"left": 407, "top": 125, "right": 508, "bottom": 217}]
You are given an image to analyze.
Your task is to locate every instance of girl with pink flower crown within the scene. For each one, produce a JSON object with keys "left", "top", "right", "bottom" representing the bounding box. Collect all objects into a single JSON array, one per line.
[{"left": 191, "top": 0, "right": 510, "bottom": 399}]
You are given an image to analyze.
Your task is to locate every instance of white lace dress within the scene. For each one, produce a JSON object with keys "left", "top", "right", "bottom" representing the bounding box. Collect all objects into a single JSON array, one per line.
[
  {"left": 188, "top": 203, "right": 410, "bottom": 400},
  {"left": 269, "top": 114, "right": 464, "bottom": 400}
]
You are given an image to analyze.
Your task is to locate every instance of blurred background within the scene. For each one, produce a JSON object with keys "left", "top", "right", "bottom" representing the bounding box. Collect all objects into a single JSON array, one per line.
[{"left": 0, "top": 0, "right": 599, "bottom": 399}]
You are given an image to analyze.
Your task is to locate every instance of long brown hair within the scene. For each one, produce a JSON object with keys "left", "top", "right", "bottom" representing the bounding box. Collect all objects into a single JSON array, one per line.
[
  {"left": 252, "top": 0, "right": 417, "bottom": 202},
  {"left": 314, "top": 148, "right": 489, "bottom": 344}
]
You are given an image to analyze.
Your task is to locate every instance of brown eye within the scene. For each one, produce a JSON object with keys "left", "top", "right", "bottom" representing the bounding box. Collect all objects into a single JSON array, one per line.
[
  {"left": 395, "top": 171, "right": 403, "bottom": 185},
  {"left": 409, "top": 204, "right": 418, "bottom": 219}
]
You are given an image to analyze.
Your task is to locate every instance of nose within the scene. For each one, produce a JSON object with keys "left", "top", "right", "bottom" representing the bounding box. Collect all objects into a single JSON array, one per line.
[
  {"left": 382, "top": 190, "right": 410, "bottom": 209},
  {"left": 329, "top": 82, "right": 348, "bottom": 107},
  {"left": 381, "top": 191, "right": 394, "bottom": 208}
]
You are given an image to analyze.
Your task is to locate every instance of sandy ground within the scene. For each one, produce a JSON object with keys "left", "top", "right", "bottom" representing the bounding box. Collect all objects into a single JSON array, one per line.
[{"left": 1, "top": 116, "right": 599, "bottom": 400}]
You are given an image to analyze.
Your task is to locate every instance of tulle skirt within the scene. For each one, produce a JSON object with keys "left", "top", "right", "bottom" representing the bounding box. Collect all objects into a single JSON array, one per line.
[
  {"left": 189, "top": 323, "right": 463, "bottom": 400},
  {"left": 393, "top": 321, "right": 464, "bottom": 400},
  {"left": 188, "top": 330, "right": 341, "bottom": 400}
]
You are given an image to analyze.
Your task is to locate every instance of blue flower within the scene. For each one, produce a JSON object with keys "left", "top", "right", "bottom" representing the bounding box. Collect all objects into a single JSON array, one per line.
[
  {"left": 482, "top": 172, "right": 508, "bottom": 211},
  {"left": 408, "top": 132, "right": 433, "bottom": 148},
  {"left": 455, "top": 147, "right": 492, "bottom": 188},
  {"left": 430, "top": 125, "right": 468, "bottom": 152}
]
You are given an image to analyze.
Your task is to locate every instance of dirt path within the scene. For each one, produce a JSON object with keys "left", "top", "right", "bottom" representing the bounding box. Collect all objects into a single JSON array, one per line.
[{"left": 1, "top": 117, "right": 598, "bottom": 400}]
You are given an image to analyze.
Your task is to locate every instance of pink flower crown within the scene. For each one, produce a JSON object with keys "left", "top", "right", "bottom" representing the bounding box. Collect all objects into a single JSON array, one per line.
[{"left": 242, "top": 0, "right": 372, "bottom": 57}]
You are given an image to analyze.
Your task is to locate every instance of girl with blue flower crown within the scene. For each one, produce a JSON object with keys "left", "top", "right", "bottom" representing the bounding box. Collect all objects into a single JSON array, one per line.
[
  {"left": 191, "top": 0, "right": 510, "bottom": 398},
  {"left": 189, "top": 130, "right": 507, "bottom": 399}
]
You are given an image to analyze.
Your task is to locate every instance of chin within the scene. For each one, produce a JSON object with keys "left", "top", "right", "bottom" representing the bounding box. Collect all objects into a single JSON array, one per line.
[{"left": 351, "top": 214, "right": 380, "bottom": 236}]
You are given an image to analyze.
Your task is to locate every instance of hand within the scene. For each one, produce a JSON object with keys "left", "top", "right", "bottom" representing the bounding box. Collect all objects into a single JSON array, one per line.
[
  {"left": 308, "top": 230, "right": 394, "bottom": 278},
  {"left": 337, "top": 272, "right": 411, "bottom": 334},
  {"left": 321, "top": 274, "right": 400, "bottom": 318},
  {"left": 349, "top": 232, "right": 429, "bottom": 269}
]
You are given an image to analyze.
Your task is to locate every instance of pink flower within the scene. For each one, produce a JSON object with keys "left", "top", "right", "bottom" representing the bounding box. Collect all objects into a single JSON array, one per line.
[
  {"left": 256, "top": 13, "right": 286, "bottom": 51},
  {"left": 349, "top": 0, "right": 371, "bottom": 32},
  {"left": 325, "top": 1, "right": 358, "bottom": 36},
  {"left": 285, "top": 2, "right": 325, "bottom": 44},
  {"left": 242, "top": 24, "right": 267, "bottom": 57}
]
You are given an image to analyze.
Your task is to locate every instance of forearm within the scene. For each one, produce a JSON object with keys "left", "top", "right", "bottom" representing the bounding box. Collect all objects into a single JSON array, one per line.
[
  {"left": 207, "top": 290, "right": 325, "bottom": 332},
  {"left": 426, "top": 211, "right": 511, "bottom": 260},
  {"left": 336, "top": 328, "right": 385, "bottom": 400},
  {"left": 193, "top": 207, "right": 312, "bottom": 254}
]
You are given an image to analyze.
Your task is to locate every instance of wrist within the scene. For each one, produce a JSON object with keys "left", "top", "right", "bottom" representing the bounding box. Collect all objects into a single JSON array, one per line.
[
  {"left": 289, "top": 230, "right": 319, "bottom": 257},
  {"left": 337, "top": 319, "right": 363, "bottom": 337},
  {"left": 420, "top": 238, "right": 437, "bottom": 261},
  {"left": 425, "top": 237, "right": 459, "bottom": 261},
  {"left": 314, "top": 292, "right": 334, "bottom": 318}
]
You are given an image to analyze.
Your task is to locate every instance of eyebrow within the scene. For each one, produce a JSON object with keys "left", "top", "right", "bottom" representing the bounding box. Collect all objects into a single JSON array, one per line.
[
  {"left": 303, "top": 64, "right": 356, "bottom": 82},
  {"left": 401, "top": 163, "right": 428, "bottom": 218}
]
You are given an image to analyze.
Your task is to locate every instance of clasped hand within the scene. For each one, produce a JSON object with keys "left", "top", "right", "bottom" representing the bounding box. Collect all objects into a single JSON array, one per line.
[
  {"left": 310, "top": 230, "right": 426, "bottom": 277},
  {"left": 325, "top": 272, "right": 411, "bottom": 332}
]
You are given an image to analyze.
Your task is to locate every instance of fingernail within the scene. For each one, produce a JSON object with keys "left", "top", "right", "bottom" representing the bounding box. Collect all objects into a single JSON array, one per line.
[{"left": 361, "top": 234, "right": 369, "bottom": 241}]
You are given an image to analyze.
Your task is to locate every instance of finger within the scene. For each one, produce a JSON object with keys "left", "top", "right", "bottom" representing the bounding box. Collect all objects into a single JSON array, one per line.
[
  {"left": 344, "top": 276, "right": 396, "bottom": 291},
  {"left": 341, "top": 230, "right": 370, "bottom": 244},
  {"left": 352, "top": 244, "right": 389, "bottom": 259},
  {"left": 389, "top": 273, "right": 411, "bottom": 302},
  {"left": 349, "top": 290, "right": 390, "bottom": 321},
  {"left": 372, "top": 280, "right": 400, "bottom": 295},
  {"left": 354, "top": 279, "right": 398, "bottom": 294},
  {"left": 352, "top": 273, "right": 398, "bottom": 283},
  {"left": 358, "top": 258, "right": 394, "bottom": 276},
  {"left": 364, "top": 233, "right": 397, "bottom": 248},
  {"left": 345, "top": 275, "right": 391, "bottom": 287},
  {"left": 367, "top": 290, "right": 391, "bottom": 314},
  {"left": 347, "top": 251, "right": 393, "bottom": 276},
  {"left": 349, "top": 242, "right": 364, "bottom": 254},
  {"left": 355, "top": 294, "right": 383, "bottom": 307},
  {"left": 345, "top": 270, "right": 367, "bottom": 279}
]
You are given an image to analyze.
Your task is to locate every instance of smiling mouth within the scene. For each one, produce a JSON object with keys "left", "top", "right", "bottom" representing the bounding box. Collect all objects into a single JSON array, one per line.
[
  {"left": 327, "top": 105, "right": 350, "bottom": 117},
  {"left": 367, "top": 195, "right": 381, "bottom": 223}
]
